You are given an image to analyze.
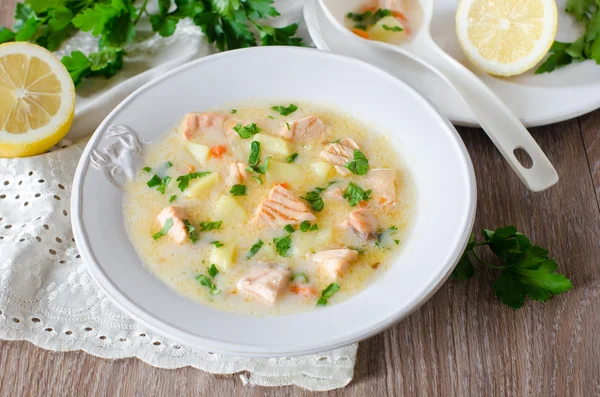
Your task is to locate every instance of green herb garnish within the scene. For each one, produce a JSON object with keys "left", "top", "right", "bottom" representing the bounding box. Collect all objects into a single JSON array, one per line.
[
  {"left": 346, "top": 8, "right": 393, "bottom": 30},
  {"left": 382, "top": 25, "right": 403, "bottom": 32},
  {"left": 147, "top": 175, "right": 171, "bottom": 194},
  {"left": 284, "top": 224, "right": 296, "bottom": 233},
  {"left": 183, "top": 219, "right": 199, "bottom": 244},
  {"left": 169, "top": 194, "right": 177, "bottom": 203},
  {"left": 196, "top": 274, "right": 221, "bottom": 295},
  {"left": 273, "top": 235, "right": 292, "bottom": 257},
  {"left": 343, "top": 182, "right": 372, "bottom": 207},
  {"left": 271, "top": 104, "right": 298, "bottom": 116},
  {"left": 253, "top": 175, "right": 263, "bottom": 185},
  {"left": 176, "top": 171, "right": 211, "bottom": 191},
  {"left": 291, "top": 273, "right": 309, "bottom": 283},
  {"left": 286, "top": 153, "right": 299, "bottom": 163},
  {"left": 301, "top": 182, "right": 337, "bottom": 212},
  {"left": 285, "top": 121, "right": 291, "bottom": 130},
  {"left": 153, "top": 218, "right": 173, "bottom": 240},
  {"left": 345, "top": 150, "right": 369, "bottom": 175},
  {"left": 230, "top": 184, "right": 247, "bottom": 196},
  {"left": 208, "top": 264, "right": 219, "bottom": 277},
  {"left": 165, "top": 161, "right": 173, "bottom": 168},
  {"left": 316, "top": 283, "right": 340, "bottom": 306},
  {"left": 247, "top": 239, "right": 264, "bottom": 258},
  {"left": 143, "top": 166, "right": 152, "bottom": 173},
  {"left": 451, "top": 226, "right": 573, "bottom": 310},
  {"left": 211, "top": 240, "right": 224, "bottom": 248},
  {"left": 233, "top": 123, "right": 262, "bottom": 139},
  {"left": 231, "top": 109, "right": 237, "bottom": 114},
  {"left": 299, "top": 221, "right": 318, "bottom": 232},
  {"left": 249, "top": 141, "right": 261, "bottom": 166},
  {"left": 200, "top": 221, "right": 222, "bottom": 231}
]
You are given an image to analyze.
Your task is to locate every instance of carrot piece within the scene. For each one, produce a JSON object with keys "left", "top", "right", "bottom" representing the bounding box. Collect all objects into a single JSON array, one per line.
[
  {"left": 392, "top": 10, "right": 407, "bottom": 21},
  {"left": 210, "top": 145, "right": 227, "bottom": 158},
  {"left": 290, "top": 284, "right": 317, "bottom": 297},
  {"left": 278, "top": 182, "right": 290, "bottom": 189},
  {"left": 352, "top": 28, "right": 370, "bottom": 40},
  {"left": 361, "top": 6, "right": 377, "bottom": 12},
  {"left": 180, "top": 163, "right": 195, "bottom": 173}
]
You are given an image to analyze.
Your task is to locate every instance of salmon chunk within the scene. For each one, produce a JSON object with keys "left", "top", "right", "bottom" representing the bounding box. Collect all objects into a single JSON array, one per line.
[
  {"left": 253, "top": 185, "right": 316, "bottom": 227},
  {"left": 310, "top": 249, "right": 359, "bottom": 280},
  {"left": 182, "top": 112, "right": 227, "bottom": 141},
  {"left": 365, "top": 168, "right": 397, "bottom": 207},
  {"left": 320, "top": 138, "right": 359, "bottom": 176},
  {"left": 156, "top": 206, "right": 189, "bottom": 244},
  {"left": 279, "top": 116, "right": 326, "bottom": 142},
  {"left": 237, "top": 263, "right": 291, "bottom": 305},
  {"left": 226, "top": 162, "right": 248, "bottom": 186},
  {"left": 343, "top": 208, "right": 379, "bottom": 240}
]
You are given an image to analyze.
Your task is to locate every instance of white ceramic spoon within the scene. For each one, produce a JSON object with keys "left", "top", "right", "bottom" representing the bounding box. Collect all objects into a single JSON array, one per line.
[{"left": 318, "top": 0, "right": 559, "bottom": 192}]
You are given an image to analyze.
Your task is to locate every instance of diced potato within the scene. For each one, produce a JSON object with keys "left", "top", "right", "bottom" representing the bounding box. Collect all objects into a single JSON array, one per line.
[
  {"left": 266, "top": 160, "right": 304, "bottom": 184},
  {"left": 214, "top": 195, "right": 246, "bottom": 224},
  {"left": 184, "top": 172, "right": 220, "bottom": 198},
  {"left": 253, "top": 133, "right": 291, "bottom": 157},
  {"left": 210, "top": 243, "right": 237, "bottom": 270},
  {"left": 256, "top": 242, "right": 277, "bottom": 260},
  {"left": 293, "top": 228, "right": 333, "bottom": 256},
  {"left": 185, "top": 142, "right": 210, "bottom": 165},
  {"left": 310, "top": 161, "right": 334, "bottom": 182},
  {"left": 369, "top": 16, "right": 406, "bottom": 45}
]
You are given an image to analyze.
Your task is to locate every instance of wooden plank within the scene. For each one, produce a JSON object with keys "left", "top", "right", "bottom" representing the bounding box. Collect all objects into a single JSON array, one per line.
[{"left": 580, "top": 111, "right": 600, "bottom": 209}]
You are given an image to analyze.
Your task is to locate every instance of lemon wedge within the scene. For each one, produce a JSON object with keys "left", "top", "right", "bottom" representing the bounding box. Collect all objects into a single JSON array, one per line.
[
  {"left": 456, "top": 0, "right": 557, "bottom": 76},
  {"left": 0, "top": 42, "right": 75, "bottom": 158}
]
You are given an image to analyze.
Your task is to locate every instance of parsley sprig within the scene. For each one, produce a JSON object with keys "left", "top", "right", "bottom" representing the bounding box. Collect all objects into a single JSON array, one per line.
[
  {"left": 1, "top": 0, "right": 305, "bottom": 87},
  {"left": 536, "top": 0, "right": 600, "bottom": 73},
  {"left": 451, "top": 226, "right": 573, "bottom": 310}
]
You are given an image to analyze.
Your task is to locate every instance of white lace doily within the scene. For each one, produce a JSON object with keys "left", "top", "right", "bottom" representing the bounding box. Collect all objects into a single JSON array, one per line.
[{"left": 0, "top": 1, "right": 357, "bottom": 391}]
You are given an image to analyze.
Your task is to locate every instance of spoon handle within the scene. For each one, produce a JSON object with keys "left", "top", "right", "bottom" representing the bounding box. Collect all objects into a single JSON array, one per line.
[{"left": 403, "top": 37, "right": 558, "bottom": 192}]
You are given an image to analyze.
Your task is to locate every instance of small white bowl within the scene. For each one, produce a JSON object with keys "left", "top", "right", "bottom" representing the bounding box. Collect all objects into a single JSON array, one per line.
[{"left": 72, "top": 47, "right": 476, "bottom": 357}]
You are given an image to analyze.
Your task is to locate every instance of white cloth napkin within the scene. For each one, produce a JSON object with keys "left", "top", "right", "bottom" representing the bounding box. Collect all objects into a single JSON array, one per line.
[{"left": 0, "top": 0, "right": 357, "bottom": 390}]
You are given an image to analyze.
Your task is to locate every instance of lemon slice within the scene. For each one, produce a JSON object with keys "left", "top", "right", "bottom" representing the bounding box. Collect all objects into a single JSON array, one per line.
[
  {"left": 456, "top": 0, "right": 557, "bottom": 76},
  {"left": 0, "top": 42, "right": 75, "bottom": 158}
]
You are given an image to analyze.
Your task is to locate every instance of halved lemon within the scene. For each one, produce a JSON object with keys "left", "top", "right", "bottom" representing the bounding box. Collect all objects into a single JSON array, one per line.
[
  {"left": 456, "top": 0, "right": 557, "bottom": 76},
  {"left": 0, "top": 42, "right": 75, "bottom": 158}
]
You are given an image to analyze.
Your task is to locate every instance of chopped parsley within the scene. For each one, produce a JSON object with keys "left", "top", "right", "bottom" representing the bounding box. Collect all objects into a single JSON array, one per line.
[
  {"left": 253, "top": 175, "right": 263, "bottom": 185},
  {"left": 394, "top": 239, "right": 400, "bottom": 245},
  {"left": 346, "top": 8, "right": 393, "bottom": 30},
  {"left": 165, "top": 161, "right": 173, "bottom": 168},
  {"left": 331, "top": 138, "right": 343, "bottom": 144},
  {"left": 285, "top": 121, "right": 291, "bottom": 130},
  {"left": 231, "top": 109, "right": 237, "bottom": 114},
  {"left": 153, "top": 218, "right": 173, "bottom": 240},
  {"left": 286, "top": 153, "right": 299, "bottom": 163},
  {"left": 349, "top": 246, "right": 365, "bottom": 254},
  {"left": 382, "top": 24, "right": 404, "bottom": 32},
  {"left": 301, "top": 182, "right": 337, "bottom": 212},
  {"left": 147, "top": 175, "right": 171, "bottom": 194},
  {"left": 316, "top": 283, "right": 340, "bottom": 306},
  {"left": 200, "top": 221, "right": 222, "bottom": 231},
  {"left": 247, "top": 156, "right": 270, "bottom": 174},
  {"left": 345, "top": 150, "right": 369, "bottom": 175},
  {"left": 211, "top": 240, "right": 224, "bottom": 248},
  {"left": 196, "top": 274, "right": 221, "bottom": 295},
  {"left": 182, "top": 219, "right": 199, "bottom": 243},
  {"left": 169, "top": 195, "right": 177, "bottom": 203},
  {"left": 344, "top": 182, "right": 372, "bottom": 207},
  {"left": 291, "top": 273, "right": 309, "bottom": 283},
  {"left": 230, "top": 184, "right": 247, "bottom": 196},
  {"left": 271, "top": 104, "right": 298, "bottom": 116},
  {"left": 273, "top": 235, "right": 292, "bottom": 257},
  {"left": 143, "top": 166, "right": 152, "bottom": 173},
  {"left": 247, "top": 239, "right": 264, "bottom": 258},
  {"left": 233, "top": 122, "right": 262, "bottom": 139},
  {"left": 268, "top": 115, "right": 274, "bottom": 119},
  {"left": 299, "top": 221, "right": 318, "bottom": 232},
  {"left": 284, "top": 224, "right": 296, "bottom": 233},
  {"left": 249, "top": 141, "right": 261, "bottom": 166},
  {"left": 176, "top": 171, "right": 211, "bottom": 191},
  {"left": 208, "top": 264, "right": 219, "bottom": 277}
]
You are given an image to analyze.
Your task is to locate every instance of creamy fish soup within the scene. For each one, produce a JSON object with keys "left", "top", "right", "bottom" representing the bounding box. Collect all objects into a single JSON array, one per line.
[
  {"left": 346, "top": 0, "right": 423, "bottom": 45},
  {"left": 123, "top": 101, "right": 416, "bottom": 316}
]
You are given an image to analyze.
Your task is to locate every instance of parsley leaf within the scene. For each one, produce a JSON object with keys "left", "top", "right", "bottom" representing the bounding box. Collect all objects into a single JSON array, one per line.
[
  {"left": 233, "top": 123, "right": 262, "bottom": 139},
  {"left": 273, "top": 235, "right": 292, "bottom": 256},
  {"left": 271, "top": 104, "right": 298, "bottom": 116},
  {"left": 208, "top": 264, "right": 219, "bottom": 277},
  {"left": 301, "top": 182, "right": 337, "bottom": 212},
  {"left": 452, "top": 226, "right": 573, "bottom": 309},
  {"left": 316, "top": 283, "right": 340, "bottom": 306},
  {"left": 343, "top": 182, "right": 372, "bottom": 207},
  {"left": 182, "top": 219, "right": 199, "bottom": 243},
  {"left": 176, "top": 171, "right": 211, "bottom": 191},
  {"left": 252, "top": 175, "right": 263, "bottom": 185},
  {"left": 286, "top": 153, "right": 298, "bottom": 163},
  {"left": 345, "top": 150, "right": 369, "bottom": 175},
  {"left": 169, "top": 194, "right": 177, "bottom": 203},
  {"left": 299, "top": 221, "right": 318, "bottom": 232},
  {"left": 200, "top": 221, "right": 223, "bottom": 231},
  {"left": 153, "top": 218, "right": 173, "bottom": 240},
  {"left": 143, "top": 166, "right": 152, "bottom": 173},
  {"left": 165, "top": 161, "right": 173, "bottom": 168},
  {"left": 284, "top": 224, "right": 295, "bottom": 233},
  {"left": 147, "top": 174, "right": 171, "bottom": 194},
  {"left": 230, "top": 184, "right": 247, "bottom": 196},
  {"left": 247, "top": 239, "right": 264, "bottom": 258},
  {"left": 196, "top": 274, "right": 221, "bottom": 295},
  {"left": 382, "top": 25, "right": 403, "bottom": 32},
  {"left": 248, "top": 141, "right": 260, "bottom": 166},
  {"left": 211, "top": 240, "right": 224, "bottom": 248}
]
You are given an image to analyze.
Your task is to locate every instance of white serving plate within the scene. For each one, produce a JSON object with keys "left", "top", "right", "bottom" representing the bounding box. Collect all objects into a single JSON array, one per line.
[
  {"left": 305, "top": 0, "right": 600, "bottom": 127},
  {"left": 71, "top": 47, "right": 476, "bottom": 357}
]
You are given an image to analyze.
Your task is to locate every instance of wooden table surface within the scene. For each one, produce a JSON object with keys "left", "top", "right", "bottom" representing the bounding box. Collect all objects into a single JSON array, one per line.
[{"left": 1, "top": 3, "right": 599, "bottom": 396}]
